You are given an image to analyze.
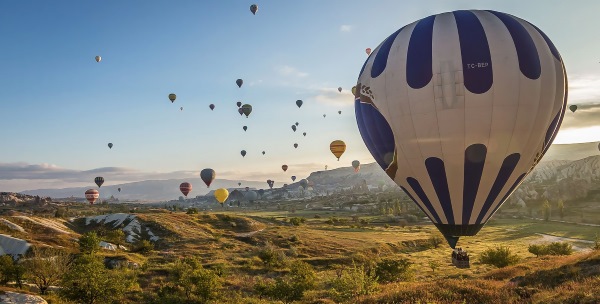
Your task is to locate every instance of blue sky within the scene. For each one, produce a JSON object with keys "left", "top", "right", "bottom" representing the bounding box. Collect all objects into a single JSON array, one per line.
[{"left": 1, "top": 0, "right": 599, "bottom": 191}]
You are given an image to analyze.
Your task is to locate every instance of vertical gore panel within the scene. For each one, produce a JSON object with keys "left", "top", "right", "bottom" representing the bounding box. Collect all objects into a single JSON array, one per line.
[
  {"left": 453, "top": 10, "right": 493, "bottom": 94},
  {"left": 407, "top": 177, "right": 442, "bottom": 223},
  {"left": 476, "top": 153, "right": 521, "bottom": 224},
  {"left": 486, "top": 173, "right": 526, "bottom": 220},
  {"left": 371, "top": 27, "right": 404, "bottom": 78},
  {"left": 486, "top": 10, "right": 540, "bottom": 79},
  {"left": 354, "top": 99, "right": 396, "bottom": 171},
  {"left": 425, "top": 157, "right": 455, "bottom": 225},
  {"left": 406, "top": 15, "right": 436, "bottom": 89},
  {"left": 463, "top": 144, "right": 487, "bottom": 225}
]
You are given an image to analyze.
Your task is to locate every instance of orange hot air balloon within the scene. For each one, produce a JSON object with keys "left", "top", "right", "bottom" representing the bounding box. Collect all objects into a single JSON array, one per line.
[
  {"left": 180, "top": 182, "right": 192, "bottom": 197},
  {"left": 365, "top": 48, "right": 372, "bottom": 55},
  {"left": 85, "top": 189, "right": 99, "bottom": 205},
  {"left": 282, "top": 165, "right": 288, "bottom": 172},
  {"left": 330, "top": 140, "right": 346, "bottom": 161}
]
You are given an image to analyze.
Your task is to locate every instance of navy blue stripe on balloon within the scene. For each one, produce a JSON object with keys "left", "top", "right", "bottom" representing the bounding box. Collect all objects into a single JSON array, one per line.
[
  {"left": 487, "top": 10, "right": 540, "bottom": 80},
  {"left": 463, "top": 144, "right": 487, "bottom": 225},
  {"left": 542, "top": 69, "right": 568, "bottom": 155},
  {"left": 527, "top": 22, "right": 561, "bottom": 62},
  {"left": 453, "top": 10, "right": 493, "bottom": 94},
  {"left": 543, "top": 112, "right": 561, "bottom": 151},
  {"left": 476, "top": 153, "right": 521, "bottom": 224},
  {"left": 400, "top": 186, "right": 438, "bottom": 223},
  {"left": 425, "top": 157, "right": 455, "bottom": 225},
  {"left": 371, "top": 27, "right": 405, "bottom": 78},
  {"left": 354, "top": 100, "right": 396, "bottom": 171},
  {"left": 485, "top": 173, "right": 526, "bottom": 221},
  {"left": 406, "top": 15, "right": 435, "bottom": 89},
  {"left": 407, "top": 177, "right": 442, "bottom": 223}
]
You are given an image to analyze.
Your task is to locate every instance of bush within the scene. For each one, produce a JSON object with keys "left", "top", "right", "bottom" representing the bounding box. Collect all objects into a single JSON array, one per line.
[
  {"left": 479, "top": 246, "right": 520, "bottom": 268},
  {"left": 289, "top": 234, "right": 301, "bottom": 243},
  {"left": 289, "top": 217, "right": 305, "bottom": 226},
  {"left": 255, "top": 260, "right": 316, "bottom": 303},
  {"left": 374, "top": 258, "right": 414, "bottom": 283},
  {"left": 330, "top": 262, "right": 378, "bottom": 302},
  {"left": 529, "top": 242, "right": 573, "bottom": 257},
  {"left": 314, "top": 214, "right": 321, "bottom": 219},
  {"left": 186, "top": 207, "right": 198, "bottom": 214},
  {"left": 135, "top": 240, "right": 155, "bottom": 254},
  {"left": 78, "top": 231, "right": 101, "bottom": 255},
  {"left": 160, "top": 256, "right": 222, "bottom": 303},
  {"left": 383, "top": 224, "right": 390, "bottom": 228},
  {"left": 429, "top": 233, "right": 444, "bottom": 249},
  {"left": 594, "top": 232, "right": 600, "bottom": 251},
  {"left": 258, "top": 242, "right": 287, "bottom": 269},
  {"left": 405, "top": 214, "right": 418, "bottom": 223}
]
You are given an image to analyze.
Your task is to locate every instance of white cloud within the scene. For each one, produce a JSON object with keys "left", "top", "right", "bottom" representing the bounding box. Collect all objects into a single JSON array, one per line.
[
  {"left": 340, "top": 25, "right": 353, "bottom": 32},
  {"left": 276, "top": 65, "right": 308, "bottom": 78},
  {"left": 568, "top": 74, "right": 600, "bottom": 103},
  {"left": 313, "top": 87, "right": 355, "bottom": 106}
]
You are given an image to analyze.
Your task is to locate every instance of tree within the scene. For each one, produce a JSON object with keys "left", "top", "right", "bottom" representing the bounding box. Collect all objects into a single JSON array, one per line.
[
  {"left": 255, "top": 260, "right": 316, "bottom": 303},
  {"left": 60, "top": 255, "right": 133, "bottom": 304},
  {"left": 557, "top": 199, "right": 565, "bottom": 220},
  {"left": 168, "top": 256, "right": 222, "bottom": 302},
  {"left": 429, "top": 260, "right": 440, "bottom": 273},
  {"left": 542, "top": 200, "right": 551, "bottom": 221},
  {"left": 23, "top": 247, "right": 73, "bottom": 294},
  {"left": 104, "top": 229, "right": 126, "bottom": 248},
  {"left": 374, "top": 258, "right": 413, "bottom": 283},
  {"left": 79, "top": 231, "right": 101, "bottom": 255},
  {"left": 479, "top": 246, "right": 520, "bottom": 268}
]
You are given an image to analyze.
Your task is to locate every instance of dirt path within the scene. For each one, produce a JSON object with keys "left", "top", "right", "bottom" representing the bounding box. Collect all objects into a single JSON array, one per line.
[{"left": 532, "top": 233, "right": 594, "bottom": 252}]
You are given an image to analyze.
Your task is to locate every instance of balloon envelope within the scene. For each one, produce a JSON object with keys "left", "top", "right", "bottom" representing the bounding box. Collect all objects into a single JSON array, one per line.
[
  {"left": 215, "top": 188, "right": 229, "bottom": 203},
  {"left": 180, "top": 182, "right": 192, "bottom": 197},
  {"left": 85, "top": 189, "right": 99, "bottom": 204},
  {"left": 291, "top": 176, "right": 296, "bottom": 181},
  {"left": 95, "top": 56, "right": 101, "bottom": 62},
  {"left": 282, "top": 165, "right": 288, "bottom": 172},
  {"left": 250, "top": 4, "right": 258, "bottom": 15},
  {"left": 118, "top": 187, "right": 121, "bottom": 192},
  {"left": 569, "top": 105, "right": 577, "bottom": 112},
  {"left": 365, "top": 48, "right": 372, "bottom": 55},
  {"left": 209, "top": 104, "right": 215, "bottom": 110},
  {"left": 169, "top": 93, "right": 176, "bottom": 103},
  {"left": 237, "top": 101, "right": 242, "bottom": 108},
  {"left": 262, "top": 151, "right": 266, "bottom": 155},
  {"left": 108, "top": 143, "right": 113, "bottom": 149},
  {"left": 200, "top": 169, "right": 216, "bottom": 187},
  {"left": 94, "top": 177, "right": 104, "bottom": 188},
  {"left": 296, "top": 100, "right": 303, "bottom": 108},
  {"left": 241, "top": 150, "right": 247, "bottom": 157},
  {"left": 291, "top": 125, "right": 297, "bottom": 132},
  {"left": 243, "top": 126, "right": 248, "bottom": 131},
  {"left": 352, "top": 160, "right": 361, "bottom": 172},
  {"left": 338, "top": 87, "right": 342, "bottom": 92},
  {"left": 241, "top": 104, "right": 252, "bottom": 117},
  {"left": 330, "top": 140, "right": 346, "bottom": 160},
  {"left": 303, "top": 132, "right": 306, "bottom": 136},
  {"left": 355, "top": 10, "right": 567, "bottom": 248},
  {"left": 238, "top": 108, "right": 244, "bottom": 115},
  {"left": 294, "top": 143, "right": 298, "bottom": 148},
  {"left": 236, "top": 79, "right": 243, "bottom": 88}
]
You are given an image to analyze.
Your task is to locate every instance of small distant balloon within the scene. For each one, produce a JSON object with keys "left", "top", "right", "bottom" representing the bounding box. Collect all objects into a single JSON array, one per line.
[
  {"left": 243, "top": 126, "right": 248, "bottom": 132},
  {"left": 352, "top": 160, "right": 360, "bottom": 173},
  {"left": 95, "top": 56, "right": 101, "bottom": 63},
  {"left": 209, "top": 104, "right": 215, "bottom": 110},
  {"left": 303, "top": 132, "right": 306, "bottom": 137},
  {"left": 236, "top": 101, "right": 242, "bottom": 108},
  {"left": 338, "top": 111, "right": 342, "bottom": 114},
  {"left": 330, "top": 140, "right": 346, "bottom": 161},
  {"left": 250, "top": 4, "right": 258, "bottom": 15},
  {"left": 236, "top": 79, "right": 243, "bottom": 88},
  {"left": 241, "top": 104, "right": 252, "bottom": 117},
  {"left": 262, "top": 151, "right": 266, "bottom": 155},
  {"left": 200, "top": 168, "right": 216, "bottom": 187},
  {"left": 282, "top": 165, "right": 288, "bottom": 172},
  {"left": 180, "top": 182, "right": 192, "bottom": 197},
  {"left": 295, "top": 122, "right": 299, "bottom": 126},
  {"left": 245, "top": 186, "right": 249, "bottom": 192},
  {"left": 291, "top": 125, "right": 297, "bottom": 132},
  {"left": 108, "top": 143, "right": 113, "bottom": 149},
  {"left": 291, "top": 176, "right": 296, "bottom": 181},
  {"left": 169, "top": 93, "right": 176, "bottom": 103},
  {"left": 180, "top": 107, "right": 184, "bottom": 111},
  {"left": 238, "top": 108, "right": 244, "bottom": 116},
  {"left": 365, "top": 48, "right": 372, "bottom": 55},
  {"left": 117, "top": 187, "right": 121, "bottom": 192},
  {"left": 294, "top": 143, "right": 298, "bottom": 149},
  {"left": 569, "top": 105, "right": 577, "bottom": 113},
  {"left": 241, "top": 150, "right": 247, "bottom": 157},
  {"left": 296, "top": 100, "right": 303, "bottom": 108},
  {"left": 85, "top": 189, "right": 99, "bottom": 205},
  {"left": 94, "top": 177, "right": 104, "bottom": 188},
  {"left": 238, "top": 182, "right": 242, "bottom": 186},
  {"left": 215, "top": 188, "right": 229, "bottom": 204},
  {"left": 323, "top": 114, "right": 326, "bottom": 118},
  {"left": 338, "top": 87, "right": 342, "bottom": 93}
]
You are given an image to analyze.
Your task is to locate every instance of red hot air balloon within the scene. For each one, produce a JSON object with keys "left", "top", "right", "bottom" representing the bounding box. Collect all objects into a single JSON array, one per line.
[
  {"left": 209, "top": 104, "right": 215, "bottom": 110},
  {"left": 85, "top": 189, "right": 99, "bottom": 205},
  {"left": 180, "top": 182, "right": 192, "bottom": 197},
  {"left": 365, "top": 48, "right": 372, "bottom": 55},
  {"left": 282, "top": 165, "right": 288, "bottom": 172}
]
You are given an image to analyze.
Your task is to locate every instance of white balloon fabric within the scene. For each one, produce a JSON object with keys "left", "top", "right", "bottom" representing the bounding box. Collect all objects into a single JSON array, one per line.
[{"left": 355, "top": 10, "right": 567, "bottom": 247}]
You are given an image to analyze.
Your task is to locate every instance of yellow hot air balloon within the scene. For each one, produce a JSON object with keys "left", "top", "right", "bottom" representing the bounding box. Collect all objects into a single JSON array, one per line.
[
  {"left": 330, "top": 140, "right": 346, "bottom": 161},
  {"left": 352, "top": 86, "right": 356, "bottom": 96},
  {"left": 214, "top": 188, "right": 229, "bottom": 204}
]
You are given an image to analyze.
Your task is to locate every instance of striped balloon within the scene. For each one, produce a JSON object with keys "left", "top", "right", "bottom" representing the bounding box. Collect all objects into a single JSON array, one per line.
[
  {"left": 179, "top": 182, "right": 192, "bottom": 197},
  {"left": 355, "top": 10, "right": 566, "bottom": 248},
  {"left": 94, "top": 177, "right": 104, "bottom": 188},
  {"left": 330, "top": 140, "right": 346, "bottom": 161},
  {"left": 85, "top": 189, "right": 99, "bottom": 205}
]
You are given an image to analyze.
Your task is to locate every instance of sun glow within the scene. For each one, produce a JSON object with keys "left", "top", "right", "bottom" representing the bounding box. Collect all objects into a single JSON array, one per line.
[{"left": 553, "top": 126, "right": 600, "bottom": 144}]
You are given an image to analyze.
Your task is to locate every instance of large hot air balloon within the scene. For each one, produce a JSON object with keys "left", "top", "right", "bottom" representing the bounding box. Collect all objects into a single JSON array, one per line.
[
  {"left": 209, "top": 104, "right": 215, "bottom": 111},
  {"left": 303, "top": 132, "right": 306, "bottom": 137},
  {"left": 95, "top": 56, "right": 101, "bottom": 63},
  {"left": 200, "top": 169, "right": 216, "bottom": 187},
  {"left": 355, "top": 10, "right": 567, "bottom": 248},
  {"left": 241, "top": 104, "right": 252, "bottom": 117},
  {"left": 338, "top": 87, "right": 342, "bottom": 93},
  {"left": 215, "top": 188, "right": 229, "bottom": 204},
  {"left": 108, "top": 143, "right": 113, "bottom": 149},
  {"left": 180, "top": 182, "right": 192, "bottom": 197},
  {"left": 250, "top": 4, "right": 258, "bottom": 15},
  {"left": 238, "top": 108, "right": 244, "bottom": 116},
  {"left": 294, "top": 143, "right": 298, "bottom": 149},
  {"left": 237, "top": 101, "right": 242, "bottom": 108},
  {"left": 569, "top": 105, "right": 577, "bottom": 113},
  {"left": 118, "top": 187, "right": 121, "bottom": 192},
  {"left": 365, "top": 48, "right": 372, "bottom": 55},
  {"left": 296, "top": 100, "right": 303, "bottom": 108},
  {"left": 169, "top": 93, "right": 176, "bottom": 103},
  {"left": 85, "top": 189, "right": 99, "bottom": 204},
  {"left": 94, "top": 177, "right": 104, "bottom": 188},
  {"left": 282, "top": 165, "right": 288, "bottom": 172},
  {"left": 243, "top": 126, "right": 248, "bottom": 132},
  {"left": 299, "top": 179, "right": 308, "bottom": 190},
  {"left": 352, "top": 160, "right": 361, "bottom": 172},
  {"left": 330, "top": 140, "right": 346, "bottom": 161},
  {"left": 241, "top": 150, "right": 247, "bottom": 157},
  {"left": 291, "top": 176, "right": 296, "bottom": 182},
  {"left": 236, "top": 79, "right": 243, "bottom": 88},
  {"left": 291, "top": 125, "right": 297, "bottom": 132}
]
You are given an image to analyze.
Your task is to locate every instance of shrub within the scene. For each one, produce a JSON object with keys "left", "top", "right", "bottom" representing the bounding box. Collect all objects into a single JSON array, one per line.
[
  {"left": 289, "top": 217, "right": 305, "bottom": 226},
  {"left": 429, "top": 260, "right": 440, "bottom": 273},
  {"left": 479, "top": 246, "right": 520, "bottom": 268},
  {"left": 78, "top": 231, "right": 101, "bottom": 255},
  {"left": 186, "top": 208, "right": 198, "bottom": 214},
  {"left": 314, "top": 214, "right": 321, "bottom": 219},
  {"left": 429, "top": 233, "right": 444, "bottom": 249},
  {"left": 330, "top": 262, "right": 378, "bottom": 302},
  {"left": 135, "top": 240, "right": 155, "bottom": 254},
  {"left": 529, "top": 242, "right": 573, "bottom": 257},
  {"left": 383, "top": 224, "right": 390, "bottom": 228},
  {"left": 594, "top": 232, "right": 600, "bottom": 250},
  {"left": 257, "top": 241, "right": 286, "bottom": 269},
  {"left": 405, "top": 214, "right": 418, "bottom": 223},
  {"left": 289, "top": 234, "right": 301, "bottom": 243},
  {"left": 255, "top": 260, "right": 316, "bottom": 303},
  {"left": 374, "top": 258, "right": 414, "bottom": 283}
]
